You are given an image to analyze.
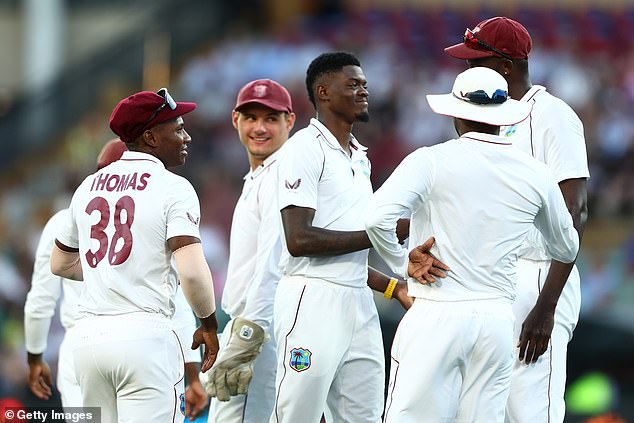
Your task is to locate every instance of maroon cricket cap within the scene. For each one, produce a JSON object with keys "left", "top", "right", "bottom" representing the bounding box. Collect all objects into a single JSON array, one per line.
[
  {"left": 234, "top": 79, "right": 293, "bottom": 114},
  {"left": 109, "top": 90, "right": 197, "bottom": 143},
  {"left": 444, "top": 17, "right": 532, "bottom": 60},
  {"left": 97, "top": 138, "right": 128, "bottom": 170}
]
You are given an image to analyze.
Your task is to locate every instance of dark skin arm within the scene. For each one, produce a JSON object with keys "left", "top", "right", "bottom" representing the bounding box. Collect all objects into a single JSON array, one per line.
[
  {"left": 518, "top": 178, "right": 588, "bottom": 363},
  {"left": 281, "top": 206, "right": 371, "bottom": 256},
  {"left": 367, "top": 267, "right": 413, "bottom": 310},
  {"left": 27, "top": 353, "right": 52, "bottom": 400},
  {"left": 184, "top": 362, "right": 208, "bottom": 421},
  {"left": 281, "top": 207, "right": 411, "bottom": 257},
  {"left": 168, "top": 236, "right": 219, "bottom": 372}
]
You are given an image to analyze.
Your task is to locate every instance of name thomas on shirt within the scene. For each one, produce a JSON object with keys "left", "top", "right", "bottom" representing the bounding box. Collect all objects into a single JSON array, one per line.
[{"left": 90, "top": 172, "right": 151, "bottom": 192}]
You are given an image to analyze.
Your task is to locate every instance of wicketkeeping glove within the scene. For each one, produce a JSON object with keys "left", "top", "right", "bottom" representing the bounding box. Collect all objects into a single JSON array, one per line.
[{"left": 200, "top": 317, "right": 266, "bottom": 401}]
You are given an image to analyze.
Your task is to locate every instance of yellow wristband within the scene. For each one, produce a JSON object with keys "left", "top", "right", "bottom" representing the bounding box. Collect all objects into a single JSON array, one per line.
[{"left": 384, "top": 278, "right": 398, "bottom": 300}]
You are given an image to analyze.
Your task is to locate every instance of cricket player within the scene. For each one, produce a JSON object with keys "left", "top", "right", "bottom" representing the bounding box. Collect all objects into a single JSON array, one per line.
[
  {"left": 444, "top": 17, "right": 589, "bottom": 422},
  {"left": 51, "top": 89, "right": 219, "bottom": 423},
  {"left": 271, "top": 51, "right": 424, "bottom": 423},
  {"left": 26, "top": 139, "right": 209, "bottom": 420},
  {"left": 365, "top": 67, "right": 580, "bottom": 422},
  {"left": 203, "top": 79, "right": 296, "bottom": 422}
]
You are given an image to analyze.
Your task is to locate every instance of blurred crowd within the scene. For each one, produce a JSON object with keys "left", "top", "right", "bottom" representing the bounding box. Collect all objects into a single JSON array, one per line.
[{"left": 1, "top": 7, "right": 633, "bottom": 416}]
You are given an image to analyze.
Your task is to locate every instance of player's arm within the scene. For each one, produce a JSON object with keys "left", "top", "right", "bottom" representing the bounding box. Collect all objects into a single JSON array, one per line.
[
  {"left": 170, "top": 235, "right": 219, "bottom": 372},
  {"left": 25, "top": 215, "right": 65, "bottom": 400},
  {"left": 282, "top": 206, "right": 372, "bottom": 257},
  {"left": 533, "top": 178, "right": 587, "bottom": 310},
  {"left": 367, "top": 267, "right": 413, "bottom": 310},
  {"left": 184, "top": 362, "right": 207, "bottom": 421},
  {"left": 50, "top": 239, "right": 83, "bottom": 281},
  {"left": 518, "top": 178, "right": 584, "bottom": 363},
  {"left": 366, "top": 149, "right": 442, "bottom": 278}
]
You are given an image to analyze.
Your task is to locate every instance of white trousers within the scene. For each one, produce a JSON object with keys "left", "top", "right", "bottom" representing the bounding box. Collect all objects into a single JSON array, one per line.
[
  {"left": 384, "top": 298, "right": 515, "bottom": 423},
  {"left": 505, "top": 258, "right": 581, "bottom": 423},
  {"left": 73, "top": 314, "right": 185, "bottom": 423},
  {"left": 271, "top": 276, "right": 384, "bottom": 423},
  {"left": 57, "top": 326, "right": 82, "bottom": 410},
  {"left": 208, "top": 320, "right": 277, "bottom": 423}
]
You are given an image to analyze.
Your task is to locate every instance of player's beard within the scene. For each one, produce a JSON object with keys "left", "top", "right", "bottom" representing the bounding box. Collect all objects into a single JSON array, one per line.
[{"left": 356, "top": 111, "right": 370, "bottom": 123}]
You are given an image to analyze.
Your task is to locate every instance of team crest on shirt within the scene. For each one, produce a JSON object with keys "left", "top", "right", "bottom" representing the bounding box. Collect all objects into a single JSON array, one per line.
[
  {"left": 289, "top": 348, "right": 312, "bottom": 372},
  {"left": 179, "top": 392, "right": 186, "bottom": 416},
  {"left": 186, "top": 212, "right": 200, "bottom": 226},
  {"left": 503, "top": 124, "right": 518, "bottom": 137},
  {"left": 285, "top": 178, "right": 301, "bottom": 190}
]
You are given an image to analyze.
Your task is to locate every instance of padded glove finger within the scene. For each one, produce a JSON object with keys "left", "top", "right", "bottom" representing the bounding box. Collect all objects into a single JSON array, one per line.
[
  {"left": 236, "top": 365, "right": 253, "bottom": 395},
  {"left": 213, "top": 368, "right": 230, "bottom": 402}
]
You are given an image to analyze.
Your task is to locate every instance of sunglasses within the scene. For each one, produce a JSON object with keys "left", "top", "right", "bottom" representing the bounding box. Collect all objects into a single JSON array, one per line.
[
  {"left": 463, "top": 28, "right": 514, "bottom": 61},
  {"left": 456, "top": 88, "right": 508, "bottom": 105},
  {"left": 141, "top": 88, "right": 177, "bottom": 128}
]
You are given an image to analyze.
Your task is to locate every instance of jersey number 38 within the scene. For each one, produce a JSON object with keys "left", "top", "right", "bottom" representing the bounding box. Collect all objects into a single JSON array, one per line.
[{"left": 85, "top": 195, "right": 135, "bottom": 268}]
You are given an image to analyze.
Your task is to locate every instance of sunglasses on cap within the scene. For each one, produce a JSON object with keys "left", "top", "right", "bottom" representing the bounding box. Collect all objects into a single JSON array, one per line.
[
  {"left": 141, "top": 88, "right": 177, "bottom": 128},
  {"left": 456, "top": 88, "right": 508, "bottom": 105},
  {"left": 463, "top": 28, "right": 514, "bottom": 61}
]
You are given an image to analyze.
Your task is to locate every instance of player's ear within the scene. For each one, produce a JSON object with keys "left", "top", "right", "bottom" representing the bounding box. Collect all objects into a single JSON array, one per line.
[
  {"left": 142, "top": 129, "right": 158, "bottom": 148},
  {"left": 315, "top": 83, "right": 329, "bottom": 103},
  {"left": 232, "top": 110, "right": 240, "bottom": 130},
  {"left": 286, "top": 112, "right": 296, "bottom": 132}
]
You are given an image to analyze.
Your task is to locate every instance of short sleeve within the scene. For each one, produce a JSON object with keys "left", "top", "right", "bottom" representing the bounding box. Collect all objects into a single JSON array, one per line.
[
  {"left": 165, "top": 178, "right": 202, "bottom": 240},
  {"left": 538, "top": 100, "right": 589, "bottom": 182},
  {"left": 278, "top": 135, "right": 325, "bottom": 211},
  {"left": 56, "top": 183, "right": 86, "bottom": 248}
]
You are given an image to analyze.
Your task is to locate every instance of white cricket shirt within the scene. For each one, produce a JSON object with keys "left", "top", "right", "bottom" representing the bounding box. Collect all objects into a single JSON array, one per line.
[
  {"left": 501, "top": 85, "right": 589, "bottom": 261},
  {"left": 366, "top": 132, "right": 579, "bottom": 302},
  {"left": 57, "top": 151, "right": 202, "bottom": 318},
  {"left": 222, "top": 148, "right": 285, "bottom": 329},
  {"left": 278, "top": 118, "right": 372, "bottom": 288},
  {"left": 24, "top": 209, "right": 83, "bottom": 353}
]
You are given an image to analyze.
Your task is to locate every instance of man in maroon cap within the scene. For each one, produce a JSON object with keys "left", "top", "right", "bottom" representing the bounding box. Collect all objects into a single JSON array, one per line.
[
  {"left": 201, "top": 79, "right": 296, "bottom": 423},
  {"left": 50, "top": 89, "right": 219, "bottom": 423},
  {"left": 445, "top": 17, "right": 589, "bottom": 423}
]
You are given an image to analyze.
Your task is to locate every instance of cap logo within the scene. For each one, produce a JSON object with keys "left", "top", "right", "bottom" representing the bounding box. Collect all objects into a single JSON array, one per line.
[{"left": 253, "top": 84, "right": 268, "bottom": 98}]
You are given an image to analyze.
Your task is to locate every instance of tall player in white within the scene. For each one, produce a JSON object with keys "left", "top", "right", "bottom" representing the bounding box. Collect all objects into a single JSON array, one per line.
[
  {"left": 366, "top": 67, "right": 580, "bottom": 422},
  {"left": 445, "top": 17, "right": 589, "bottom": 422},
  {"left": 51, "top": 89, "right": 218, "bottom": 423},
  {"left": 271, "top": 52, "right": 424, "bottom": 423},
  {"left": 202, "top": 79, "right": 295, "bottom": 422}
]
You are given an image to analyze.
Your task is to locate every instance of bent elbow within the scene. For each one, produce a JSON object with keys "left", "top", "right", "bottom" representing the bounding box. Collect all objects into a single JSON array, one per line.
[{"left": 286, "top": 238, "right": 305, "bottom": 257}]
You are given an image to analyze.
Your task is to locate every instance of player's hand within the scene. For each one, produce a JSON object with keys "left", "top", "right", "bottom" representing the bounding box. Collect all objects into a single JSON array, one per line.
[
  {"left": 517, "top": 303, "right": 555, "bottom": 364},
  {"left": 407, "top": 237, "right": 450, "bottom": 284},
  {"left": 392, "top": 281, "right": 414, "bottom": 310},
  {"left": 192, "top": 314, "right": 220, "bottom": 372},
  {"left": 203, "top": 318, "right": 266, "bottom": 401},
  {"left": 396, "top": 218, "right": 410, "bottom": 244},
  {"left": 184, "top": 378, "right": 208, "bottom": 421},
  {"left": 27, "top": 353, "right": 53, "bottom": 400}
]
